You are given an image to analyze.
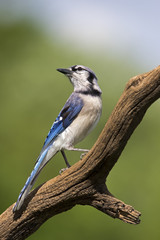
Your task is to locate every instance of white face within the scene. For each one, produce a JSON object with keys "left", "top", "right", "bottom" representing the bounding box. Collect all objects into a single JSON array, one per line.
[{"left": 68, "top": 65, "right": 102, "bottom": 94}]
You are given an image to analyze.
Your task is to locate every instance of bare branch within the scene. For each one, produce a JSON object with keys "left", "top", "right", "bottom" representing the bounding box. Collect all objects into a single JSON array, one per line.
[{"left": 0, "top": 66, "right": 160, "bottom": 240}]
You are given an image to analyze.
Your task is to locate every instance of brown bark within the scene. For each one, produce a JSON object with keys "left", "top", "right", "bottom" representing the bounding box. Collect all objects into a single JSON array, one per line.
[{"left": 0, "top": 66, "right": 160, "bottom": 240}]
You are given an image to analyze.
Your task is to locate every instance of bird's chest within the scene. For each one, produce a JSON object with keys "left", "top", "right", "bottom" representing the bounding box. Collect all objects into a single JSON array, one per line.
[{"left": 66, "top": 95, "right": 102, "bottom": 145}]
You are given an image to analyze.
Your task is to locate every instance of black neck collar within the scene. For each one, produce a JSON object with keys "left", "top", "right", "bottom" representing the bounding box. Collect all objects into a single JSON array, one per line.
[{"left": 75, "top": 89, "right": 101, "bottom": 97}]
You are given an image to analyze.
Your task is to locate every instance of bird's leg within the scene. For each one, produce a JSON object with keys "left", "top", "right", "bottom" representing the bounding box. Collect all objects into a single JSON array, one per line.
[
  {"left": 61, "top": 150, "right": 71, "bottom": 168},
  {"left": 60, "top": 147, "right": 90, "bottom": 174},
  {"left": 66, "top": 147, "right": 89, "bottom": 160},
  {"left": 59, "top": 150, "right": 71, "bottom": 174},
  {"left": 66, "top": 147, "right": 89, "bottom": 152}
]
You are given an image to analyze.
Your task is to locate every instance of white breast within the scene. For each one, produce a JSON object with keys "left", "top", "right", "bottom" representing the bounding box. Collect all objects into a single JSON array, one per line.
[
  {"left": 44, "top": 94, "right": 102, "bottom": 162},
  {"left": 59, "top": 94, "right": 102, "bottom": 149}
]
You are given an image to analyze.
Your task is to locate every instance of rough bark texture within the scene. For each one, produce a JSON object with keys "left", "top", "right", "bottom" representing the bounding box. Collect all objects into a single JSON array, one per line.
[{"left": 0, "top": 66, "right": 160, "bottom": 240}]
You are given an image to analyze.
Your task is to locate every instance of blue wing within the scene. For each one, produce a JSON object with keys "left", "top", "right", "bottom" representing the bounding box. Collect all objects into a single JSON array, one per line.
[
  {"left": 42, "top": 93, "right": 84, "bottom": 151},
  {"left": 13, "top": 93, "right": 84, "bottom": 212}
]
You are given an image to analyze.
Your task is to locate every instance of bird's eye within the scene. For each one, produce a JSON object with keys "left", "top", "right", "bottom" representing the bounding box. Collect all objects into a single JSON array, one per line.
[{"left": 77, "top": 67, "right": 83, "bottom": 71}]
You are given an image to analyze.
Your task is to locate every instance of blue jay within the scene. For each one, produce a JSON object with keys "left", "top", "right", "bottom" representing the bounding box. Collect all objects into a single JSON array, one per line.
[{"left": 13, "top": 65, "right": 102, "bottom": 212}]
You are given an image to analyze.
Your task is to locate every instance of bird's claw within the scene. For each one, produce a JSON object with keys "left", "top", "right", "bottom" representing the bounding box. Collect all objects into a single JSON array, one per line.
[
  {"left": 59, "top": 167, "right": 69, "bottom": 174},
  {"left": 80, "top": 153, "right": 87, "bottom": 160}
]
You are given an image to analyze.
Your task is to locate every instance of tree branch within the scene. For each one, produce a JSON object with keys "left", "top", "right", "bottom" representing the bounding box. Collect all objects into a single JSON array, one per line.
[{"left": 0, "top": 66, "right": 160, "bottom": 240}]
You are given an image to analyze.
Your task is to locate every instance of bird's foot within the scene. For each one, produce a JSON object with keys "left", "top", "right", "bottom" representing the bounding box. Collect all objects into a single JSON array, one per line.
[
  {"left": 80, "top": 152, "right": 87, "bottom": 160},
  {"left": 59, "top": 167, "right": 69, "bottom": 174}
]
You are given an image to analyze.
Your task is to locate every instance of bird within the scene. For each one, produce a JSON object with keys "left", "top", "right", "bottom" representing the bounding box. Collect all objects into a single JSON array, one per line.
[{"left": 13, "top": 65, "right": 102, "bottom": 212}]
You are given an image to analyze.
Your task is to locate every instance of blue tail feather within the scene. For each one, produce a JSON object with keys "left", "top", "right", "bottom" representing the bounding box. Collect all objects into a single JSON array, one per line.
[{"left": 13, "top": 148, "right": 49, "bottom": 212}]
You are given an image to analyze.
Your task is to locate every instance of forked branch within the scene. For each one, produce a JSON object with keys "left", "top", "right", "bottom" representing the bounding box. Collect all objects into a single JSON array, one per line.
[{"left": 0, "top": 66, "right": 160, "bottom": 240}]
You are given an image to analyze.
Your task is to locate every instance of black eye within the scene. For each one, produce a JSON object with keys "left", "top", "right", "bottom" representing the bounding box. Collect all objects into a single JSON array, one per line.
[{"left": 77, "top": 67, "right": 83, "bottom": 71}]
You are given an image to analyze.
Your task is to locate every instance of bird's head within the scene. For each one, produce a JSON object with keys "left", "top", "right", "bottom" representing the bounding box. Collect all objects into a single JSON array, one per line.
[{"left": 57, "top": 65, "right": 102, "bottom": 96}]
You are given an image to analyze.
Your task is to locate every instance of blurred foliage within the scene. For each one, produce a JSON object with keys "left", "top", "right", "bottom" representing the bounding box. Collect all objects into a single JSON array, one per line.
[{"left": 0, "top": 22, "right": 160, "bottom": 240}]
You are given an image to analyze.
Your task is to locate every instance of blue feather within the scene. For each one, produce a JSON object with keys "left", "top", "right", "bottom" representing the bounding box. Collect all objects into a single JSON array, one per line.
[
  {"left": 13, "top": 93, "right": 84, "bottom": 212},
  {"left": 42, "top": 93, "right": 84, "bottom": 151},
  {"left": 13, "top": 147, "right": 49, "bottom": 212}
]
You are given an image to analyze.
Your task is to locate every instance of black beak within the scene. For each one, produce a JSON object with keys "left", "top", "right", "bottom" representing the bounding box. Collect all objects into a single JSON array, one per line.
[{"left": 57, "top": 68, "right": 72, "bottom": 75}]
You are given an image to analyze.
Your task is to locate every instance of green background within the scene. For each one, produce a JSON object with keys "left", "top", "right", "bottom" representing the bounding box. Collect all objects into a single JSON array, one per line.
[{"left": 0, "top": 19, "right": 160, "bottom": 240}]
